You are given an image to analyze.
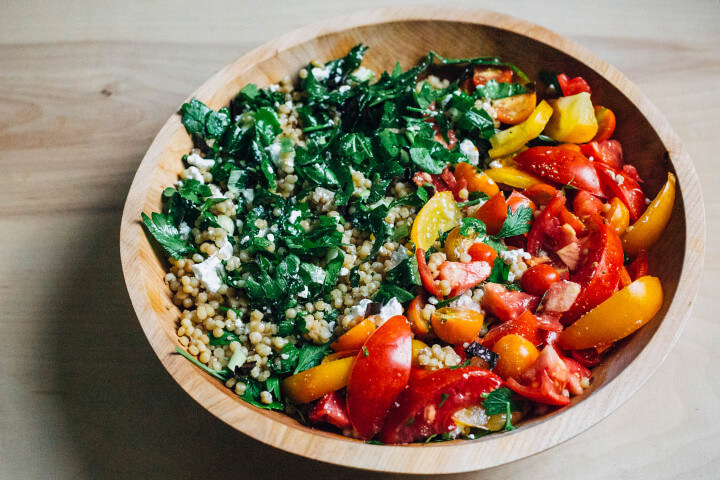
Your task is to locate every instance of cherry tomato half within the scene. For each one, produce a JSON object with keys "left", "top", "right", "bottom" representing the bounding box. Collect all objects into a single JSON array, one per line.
[
  {"left": 492, "top": 334, "right": 540, "bottom": 379},
  {"left": 521, "top": 264, "right": 561, "bottom": 296}
]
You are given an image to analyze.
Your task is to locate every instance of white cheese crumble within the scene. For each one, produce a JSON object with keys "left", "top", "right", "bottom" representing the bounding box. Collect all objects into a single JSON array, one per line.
[
  {"left": 339, "top": 267, "right": 349, "bottom": 276},
  {"left": 377, "top": 298, "right": 403, "bottom": 325},
  {"left": 288, "top": 210, "right": 302, "bottom": 223},
  {"left": 297, "top": 285, "right": 310, "bottom": 298},
  {"left": 185, "top": 166, "right": 204, "bottom": 183},
  {"left": 346, "top": 298, "right": 372, "bottom": 321},
  {"left": 208, "top": 184, "right": 225, "bottom": 199},
  {"left": 459, "top": 139, "right": 480, "bottom": 165},
  {"left": 216, "top": 239, "right": 234, "bottom": 260},
  {"left": 267, "top": 143, "right": 283, "bottom": 168},
  {"left": 428, "top": 296, "right": 439, "bottom": 305},
  {"left": 191, "top": 255, "right": 225, "bottom": 293},
  {"left": 186, "top": 153, "right": 215, "bottom": 169},
  {"left": 311, "top": 67, "right": 330, "bottom": 81},
  {"left": 488, "top": 160, "right": 503, "bottom": 169},
  {"left": 386, "top": 248, "right": 408, "bottom": 270},
  {"left": 645, "top": 197, "right": 652, "bottom": 205},
  {"left": 449, "top": 294, "right": 482, "bottom": 313},
  {"left": 500, "top": 248, "right": 532, "bottom": 264},
  {"left": 351, "top": 66, "right": 375, "bottom": 82},
  {"left": 338, "top": 85, "right": 351, "bottom": 93},
  {"left": 241, "top": 189, "right": 254, "bottom": 204}
]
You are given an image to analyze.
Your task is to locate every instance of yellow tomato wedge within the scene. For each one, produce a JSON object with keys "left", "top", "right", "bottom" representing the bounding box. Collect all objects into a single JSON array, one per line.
[
  {"left": 558, "top": 276, "right": 663, "bottom": 350},
  {"left": 488, "top": 100, "right": 553, "bottom": 158},
  {"left": 410, "top": 190, "right": 462, "bottom": 251},
  {"left": 430, "top": 307, "right": 485, "bottom": 344},
  {"left": 543, "top": 92, "right": 598, "bottom": 143},
  {"left": 330, "top": 318, "right": 375, "bottom": 352},
  {"left": 281, "top": 356, "right": 354, "bottom": 404},
  {"left": 485, "top": 164, "right": 544, "bottom": 189},
  {"left": 622, "top": 172, "right": 676, "bottom": 255},
  {"left": 411, "top": 339, "right": 429, "bottom": 367}
]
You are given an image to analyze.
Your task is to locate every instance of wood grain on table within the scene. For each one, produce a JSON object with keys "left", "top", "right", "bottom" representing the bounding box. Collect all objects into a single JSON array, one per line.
[{"left": 1, "top": 1, "right": 718, "bottom": 479}]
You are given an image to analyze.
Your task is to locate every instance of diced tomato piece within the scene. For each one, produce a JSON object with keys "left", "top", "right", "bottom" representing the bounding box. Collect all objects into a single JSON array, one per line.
[
  {"left": 557, "top": 73, "right": 592, "bottom": 96},
  {"left": 594, "top": 163, "right": 646, "bottom": 222},
  {"left": 506, "top": 344, "right": 572, "bottom": 405},
  {"left": 507, "top": 191, "right": 537, "bottom": 215},
  {"left": 473, "top": 66, "right": 513, "bottom": 86},
  {"left": 536, "top": 312, "right": 564, "bottom": 332},
  {"left": 570, "top": 348, "right": 602, "bottom": 368},
  {"left": 627, "top": 250, "right": 649, "bottom": 281},
  {"left": 522, "top": 183, "right": 558, "bottom": 206},
  {"left": 521, "top": 263, "right": 561, "bottom": 296},
  {"left": 441, "top": 166, "right": 466, "bottom": 202},
  {"left": 406, "top": 295, "right": 433, "bottom": 340},
  {"left": 580, "top": 140, "right": 623, "bottom": 169},
  {"left": 573, "top": 191, "right": 604, "bottom": 218},
  {"left": 622, "top": 164, "right": 643, "bottom": 183},
  {"left": 474, "top": 192, "right": 507, "bottom": 236},
  {"left": 412, "top": 171, "right": 450, "bottom": 194},
  {"left": 481, "top": 283, "right": 541, "bottom": 324},
  {"left": 562, "top": 356, "right": 592, "bottom": 395},
  {"left": 309, "top": 390, "right": 351, "bottom": 429},
  {"left": 482, "top": 309, "right": 541, "bottom": 349},
  {"left": 526, "top": 192, "right": 566, "bottom": 256},
  {"left": 515, "top": 146, "right": 604, "bottom": 197},
  {"left": 543, "top": 280, "right": 581, "bottom": 313},
  {"left": 468, "top": 243, "right": 498, "bottom": 265},
  {"left": 559, "top": 208, "right": 585, "bottom": 233},
  {"left": 437, "top": 260, "right": 492, "bottom": 297},
  {"left": 416, "top": 248, "right": 442, "bottom": 298},
  {"left": 378, "top": 367, "right": 503, "bottom": 444},
  {"left": 591, "top": 106, "right": 616, "bottom": 142}
]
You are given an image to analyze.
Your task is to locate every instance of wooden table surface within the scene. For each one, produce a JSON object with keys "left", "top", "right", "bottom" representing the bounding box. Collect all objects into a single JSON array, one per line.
[{"left": 2, "top": 1, "right": 718, "bottom": 478}]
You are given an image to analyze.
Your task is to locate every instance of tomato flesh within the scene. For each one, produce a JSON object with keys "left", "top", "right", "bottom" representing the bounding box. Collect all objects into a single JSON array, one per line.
[
  {"left": 378, "top": 367, "right": 503, "bottom": 444},
  {"left": 482, "top": 310, "right": 541, "bottom": 349},
  {"left": 515, "top": 146, "right": 604, "bottom": 197},
  {"left": 594, "top": 163, "right": 646, "bottom": 222},
  {"left": 557, "top": 74, "right": 591, "bottom": 96},
  {"left": 346, "top": 316, "right": 412, "bottom": 440},
  {"left": 416, "top": 247, "right": 441, "bottom": 297},
  {"left": 437, "top": 260, "right": 492, "bottom": 297},
  {"left": 468, "top": 242, "right": 498, "bottom": 264},
  {"left": 580, "top": 140, "right": 623, "bottom": 169},
  {"left": 309, "top": 390, "right": 351, "bottom": 429},
  {"left": 505, "top": 344, "right": 572, "bottom": 406},
  {"left": 481, "top": 283, "right": 541, "bottom": 324}
]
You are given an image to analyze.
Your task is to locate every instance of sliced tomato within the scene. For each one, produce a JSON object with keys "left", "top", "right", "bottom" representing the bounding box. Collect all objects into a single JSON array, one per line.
[
  {"left": 378, "top": 366, "right": 503, "bottom": 444},
  {"left": 521, "top": 263, "right": 561, "bottom": 296},
  {"left": 412, "top": 171, "right": 449, "bottom": 193},
  {"left": 622, "top": 164, "right": 643, "bottom": 183},
  {"left": 526, "top": 192, "right": 566, "bottom": 255},
  {"left": 309, "top": 390, "right": 351, "bottom": 429},
  {"left": 570, "top": 348, "right": 602, "bottom": 368},
  {"left": 482, "top": 309, "right": 541, "bottom": 348},
  {"left": 562, "top": 356, "right": 592, "bottom": 395},
  {"left": 627, "top": 250, "right": 649, "bottom": 281},
  {"left": 481, "top": 283, "right": 542, "bottom": 324},
  {"left": 619, "top": 267, "right": 632, "bottom": 288},
  {"left": 522, "top": 183, "right": 558, "bottom": 206},
  {"left": 559, "top": 208, "right": 586, "bottom": 234},
  {"left": 514, "top": 146, "right": 604, "bottom": 197},
  {"left": 594, "top": 163, "right": 646, "bottom": 222},
  {"left": 580, "top": 140, "right": 623, "bottom": 169},
  {"left": 468, "top": 242, "right": 498, "bottom": 264},
  {"left": 494, "top": 92, "right": 537, "bottom": 125},
  {"left": 474, "top": 191, "right": 507, "bottom": 235},
  {"left": 505, "top": 344, "right": 571, "bottom": 405},
  {"left": 543, "top": 280, "right": 582, "bottom": 313},
  {"left": 433, "top": 126, "right": 458, "bottom": 150},
  {"left": 441, "top": 166, "right": 466, "bottom": 201},
  {"left": 507, "top": 191, "right": 537, "bottom": 215},
  {"left": 416, "top": 247, "right": 442, "bottom": 298},
  {"left": 437, "top": 260, "right": 492, "bottom": 297},
  {"left": 591, "top": 106, "right": 616, "bottom": 142},
  {"left": 557, "top": 73, "right": 591, "bottom": 96},
  {"left": 562, "top": 214, "right": 624, "bottom": 324},
  {"left": 473, "top": 66, "right": 513, "bottom": 86},
  {"left": 573, "top": 190, "right": 603, "bottom": 218},
  {"left": 406, "top": 294, "right": 433, "bottom": 340},
  {"left": 536, "top": 312, "right": 564, "bottom": 332},
  {"left": 346, "top": 316, "right": 412, "bottom": 440}
]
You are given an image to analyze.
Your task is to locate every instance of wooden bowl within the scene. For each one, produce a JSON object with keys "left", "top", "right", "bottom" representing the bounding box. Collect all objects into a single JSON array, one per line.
[{"left": 120, "top": 7, "right": 705, "bottom": 473}]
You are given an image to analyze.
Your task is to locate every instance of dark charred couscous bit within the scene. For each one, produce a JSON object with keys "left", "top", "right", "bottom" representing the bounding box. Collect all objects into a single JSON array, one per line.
[{"left": 142, "top": 44, "right": 672, "bottom": 443}]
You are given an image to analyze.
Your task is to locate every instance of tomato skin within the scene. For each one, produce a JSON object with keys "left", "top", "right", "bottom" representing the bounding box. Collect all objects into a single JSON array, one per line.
[
  {"left": 570, "top": 348, "right": 602, "bottom": 368},
  {"left": 309, "top": 390, "right": 351, "bottom": 429},
  {"left": 468, "top": 242, "right": 498, "bottom": 264},
  {"left": 431, "top": 307, "right": 485, "bottom": 344},
  {"left": 515, "top": 146, "right": 604, "bottom": 197},
  {"left": 573, "top": 190, "right": 603, "bottom": 218},
  {"left": 594, "top": 163, "right": 646, "bottom": 222},
  {"left": 562, "top": 214, "right": 624, "bottom": 324},
  {"left": 474, "top": 192, "right": 507, "bottom": 235},
  {"left": 526, "top": 192, "right": 566, "bottom": 255},
  {"left": 591, "top": 106, "right": 616, "bottom": 142},
  {"left": 505, "top": 344, "right": 571, "bottom": 406},
  {"left": 473, "top": 66, "right": 513, "bottom": 86},
  {"left": 492, "top": 334, "right": 540, "bottom": 379},
  {"left": 627, "top": 250, "right": 649, "bottom": 281},
  {"left": 378, "top": 367, "right": 503, "bottom": 444},
  {"left": 603, "top": 197, "right": 631, "bottom": 235},
  {"left": 441, "top": 166, "right": 465, "bottom": 202},
  {"left": 521, "top": 264, "right": 561, "bottom": 296},
  {"left": 416, "top": 248, "right": 442, "bottom": 298},
  {"left": 580, "top": 140, "right": 623, "bottom": 169},
  {"left": 494, "top": 92, "right": 537, "bottom": 125},
  {"left": 437, "top": 260, "right": 492, "bottom": 297},
  {"left": 453, "top": 161, "right": 500, "bottom": 198},
  {"left": 507, "top": 191, "right": 537, "bottom": 215},
  {"left": 481, "top": 283, "right": 541, "bottom": 324},
  {"left": 482, "top": 309, "right": 541, "bottom": 349},
  {"left": 346, "top": 316, "right": 412, "bottom": 440},
  {"left": 331, "top": 318, "right": 375, "bottom": 352},
  {"left": 406, "top": 295, "right": 433, "bottom": 340},
  {"left": 522, "top": 183, "right": 558, "bottom": 206},
  {"left": 557, "top": 73, "right": 591, "bottom": 96}
]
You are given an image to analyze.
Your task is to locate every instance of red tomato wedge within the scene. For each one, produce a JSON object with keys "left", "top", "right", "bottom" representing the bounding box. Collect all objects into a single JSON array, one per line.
[
  {"left": 515, "top": 147, "right": 604, "bottom": 197},
  {"left": 482, "top": 309, "right": 541, "bottom": 348},
  {"left": 474, "top": 192, "right": 507, "bottom": 235},
  {"left": 481, "top": 283, "right": 541, "bottom": 324},
  {"left": 594, "top": 163, "right": 646, "bottom": 222},
  {"left": 562, "top": 215, "right": 624, "bottom": 324},
  {"left": 573, "top": 190, "right": 603, "bottom": 218},
  {"left": 309, "top": 390, "right": 351, "bottom": 429},
  {"left": 580, "top": 140, "right": 623, "bottom": 169},
  {"left": 591, "top": 106, "right": 616, "bottom": 142},
  {"left": 346, "top": 315, "right": 412, "bottom": 440},
  {"left": 416, "top": 247, "right": 442, "bottom": 298},
  {"left": 378, "top": 367, "right": 503, "bottom": 444},
  {"left": 627, "top": 250, "right": 649, "bottom": 281},
  {"left": 526, "top": 192, "right": 566, "bottom": 256},
  {"left": 473, "top": 66, "right": 513, "bottom": 86},
  {"left": 522, "top": 183, "right": 558, "bottom": 206},
  {"left": 437, "top": 260, "right": 492, "bottom": 297},
  {"left": 557, "top": 74, "right": 591, "bottom": 96},
  {"left": 506, "top": 344, "right": 572, "bottom": 405}
]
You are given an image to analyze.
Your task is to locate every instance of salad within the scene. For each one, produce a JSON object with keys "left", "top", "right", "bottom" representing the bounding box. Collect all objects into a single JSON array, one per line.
[{"left": 142, "top": 45, "right": 675, "bottom": 444}]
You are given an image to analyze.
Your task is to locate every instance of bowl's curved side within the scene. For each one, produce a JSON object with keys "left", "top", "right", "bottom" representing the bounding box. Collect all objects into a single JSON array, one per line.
[{"left": 120, "top": 6, "right": 705, "bottom": 474}]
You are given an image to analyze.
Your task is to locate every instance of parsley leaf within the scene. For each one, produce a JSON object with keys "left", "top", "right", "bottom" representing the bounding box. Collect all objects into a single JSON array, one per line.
[
  {"left": 482, "top": 387, "right": 523, "bottom": 417},
  {"left": 142, "top": 212, "right": 195, "bottom": 259},
  {"left": 459, "top": 217, "right": 487, "bottom": 237},
  {"left": 294, "top": 344, "right": 331, "bottom": 374},
  {"left": 495, "top": 206, "right": 533, "bottom": 238}
]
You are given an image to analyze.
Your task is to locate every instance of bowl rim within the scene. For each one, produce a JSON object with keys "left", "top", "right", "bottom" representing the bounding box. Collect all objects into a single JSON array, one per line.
[{"left": 120, "top": 6, "right": 706, "bottom": 474}]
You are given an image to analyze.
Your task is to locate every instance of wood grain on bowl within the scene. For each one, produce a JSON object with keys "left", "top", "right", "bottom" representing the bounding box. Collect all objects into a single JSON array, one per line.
[{"left": 120, "top": 7, "right": 705, "bottom": 473}]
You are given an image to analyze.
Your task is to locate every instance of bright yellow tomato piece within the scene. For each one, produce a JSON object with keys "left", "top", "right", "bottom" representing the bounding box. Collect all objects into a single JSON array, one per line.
[
  {"left": 622, "top": 173, "right": 676, "bottom": 255},
  {"left": 488, "top": 100, "right": 553, "bottom": 158},
  {"left": 543, "top": 92, "right": 598, "bottom": 143},
  {"left": 430, "top": 307, "right": 485, "bottom": 344},
  {"left": 281, "top": 356, "right": 354, "bottom": 404},
  {"left": 492, "top": 334, "right": 540, "bottom": 379},
  {"left": 411, "top": 339, "right": 429, "bottom": 367},
  {"left": 410, "top": 190, "right": 462, "bottom": 251},
  {"left": 453, "top": 405, "right": 523, "bottom": 431},
  {"left": 485, "top": 165, "right": 544, "bottom": 189},
  {"left": 558, "top": 276, "right": 663, "bottom": 350}
]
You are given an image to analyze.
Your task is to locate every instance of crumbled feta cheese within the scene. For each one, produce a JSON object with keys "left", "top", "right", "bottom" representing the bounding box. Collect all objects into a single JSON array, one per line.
[
  {"left": 428, "top": 296, "right": 439, "bottom": 305},
  {"left": 377, "top": 298, "right": 404, "bottom": 325},
  {"left": 288, "top": 209, "right": 302, "bottom": 223},
  {"left": 297, "top": 285, "right": 310, "bottom": 298},
  {"left": 347, "top": 299, "right": 372, "bottom": 321},
  {"left": 338, "top": 85, "right": 350, "bottom": 93},
  {"left": 351, "top": 66, "right": 374, "bottom": 82},
  {"left": 266, "top": 233, "right": 275, "bottom": 243},
  {"left": 191, "top": 255, "right": 225, "bottom": 293},
  {"left": 475, "top": 98, "right": 497, "bottom": 120},
  {"left": 186, "top": 153, "right": 215, "bottom": 169},
  {"left": 268, "top": 84, "right": 279, "bottom": 92},
  {"left": 178, "top": 222, "right": 191, "bottom": 241},
  {"left": 500, "top": 248, "right": 532, "bottom": 264},
  {"left": 267, "top": 143, "right": 283, "bottom": 168},
  {"left": 185, "top": 166, "right": 204, "bottom": 183},
  {"left": 216, "top": 239, "right": 234, "bottom": 260},
  {"left": 340, "top": 267, "right": 349, "bottom": 276},
  {"left": 588, "top": 156, "right": 595, "bottom": 162},
  {"left": 311, "top": 67, "right": 330, "bottom": 81},
  {"left": 386, "top": 248, "right": 408, "bottom": 270},
  {"left": 449, "top": 294, "right": 482, "bottom": 313},
  {"left": 645, "top": 197, "right": 652, "bottom": 205},
  {"left": 208, "top": 184, "right": 225, "bottom": 199},
  {"left": 459, "top": 139, "right": 480, "bottom": 165},
  {"left": 241, "top": 189, "right": 254, "bottom": 204},
  {"left": 489, "top": 160, "right": 503, "bottom": 169}
]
